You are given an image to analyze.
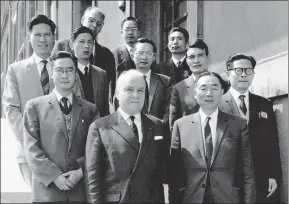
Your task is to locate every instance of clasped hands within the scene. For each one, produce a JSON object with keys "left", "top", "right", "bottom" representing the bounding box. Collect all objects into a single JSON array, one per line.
[{"left": 53, "top": 168, "right": 83, "bottom": 191}]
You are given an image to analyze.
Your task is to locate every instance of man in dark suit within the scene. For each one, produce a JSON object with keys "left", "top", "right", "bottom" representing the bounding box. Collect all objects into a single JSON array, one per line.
[
  {"left": 155, "top": 27, "right": 191, "bottom": 84},
  {"left": 23, "top": 51, "right": 99, "bottom": 203},
  {"left": 3, "top": 14, "right": 56, "bottom": 189},
  {"left": 219, "top": 54, "right": 282, "bottom": 203},
  {"left": 70, "top": 26, "right": 109, "bottom": 117},
  {"left": 52, "top": 6, "right": 116, "bottom": 104},
  {"left": 169, "top": 39, "right": 210, "bottom": 130},
  {"left": 85, "top": 70, "right": 166, "bottom": 203},
  {"left": 170, "top": 72, "right": 256, "bottom": 203}
]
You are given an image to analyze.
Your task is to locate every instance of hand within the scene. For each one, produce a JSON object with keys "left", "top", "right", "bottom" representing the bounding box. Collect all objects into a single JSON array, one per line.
[
  {"left": 267, "top": 178, "right": 278, "bottom": 198},
  {"left": 53, "top": 174, "right": 74, "bottom": 191},
  {"left": 62, "top": 168, "right": 83, "bottom": 186}
]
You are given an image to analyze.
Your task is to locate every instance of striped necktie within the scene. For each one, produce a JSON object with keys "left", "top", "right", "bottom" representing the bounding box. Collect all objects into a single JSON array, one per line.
[
  {"left": 239, "top": 95, "right": 247, "bottom": 115},
  {"left": 40, "top": 60, "right": 50, "bottom": 95},
  {"left": 204, "top": 117, "right": 213, "bottom": 167}
]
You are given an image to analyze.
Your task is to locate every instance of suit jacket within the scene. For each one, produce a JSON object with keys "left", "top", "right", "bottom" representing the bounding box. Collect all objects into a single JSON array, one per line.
[
  {"left": 2, "top": 56, "right": 54, "bottom": 163},
  {"left": 23, "top": 92, "right": 99, "bottom": 202},
  {"left": 169, "top": 76, "right": 199, "bottom": 130},
  {"left": 155, "top": 58, "right": 191, "bottom": 85},
  {"left": 170, "top": 110, "right": 256, "bottom": 203},
  {"left": 52, "top": 39, "right": 116, "bottom": 102},
  {"left": 85, "top": 111, "right": 166, "bottom": 203},
  {"left": 219, "top": 91, "right": 282, "bottom": 202},
  {"left": 73, "top": 64, "right": 109, "bottom": 117}
]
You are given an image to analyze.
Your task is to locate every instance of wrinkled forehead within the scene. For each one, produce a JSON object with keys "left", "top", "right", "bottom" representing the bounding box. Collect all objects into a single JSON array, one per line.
[
  {"left": 84, "top": 9, "right": 104, "bottom": 21},
  {"left": 118, "top": 75, "right": 146, "bottom": 90}
]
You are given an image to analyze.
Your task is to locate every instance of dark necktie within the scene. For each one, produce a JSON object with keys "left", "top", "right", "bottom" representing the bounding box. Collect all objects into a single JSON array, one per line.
[
  {"left": 84, "top": 66, "right": 89, "bottom": 77},
  {"left": 177, "top": 61, "right": 182, "bottom": 68},
  {"left": 204, "top": 117, "right": 213, "bottom": 167},
  {"left": 60, "top": 97, "right": 72, "bottom": 115},
  {"left": 40, "top": 60, "right": 50, "bottom": 95},
  {"left": 130, "top": 116, "right": 139, "bottom": 142},
  {"left": 142, "top": 75, "right": 149, "bottom": 114},
  {"left": 239, "top": 95, "right": 247, "bottom": 115}
]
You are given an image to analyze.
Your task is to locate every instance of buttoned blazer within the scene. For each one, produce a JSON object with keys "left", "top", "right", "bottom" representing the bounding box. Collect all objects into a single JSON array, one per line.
[
  {"left": 2, "top": 56, "right": 54, "bottom": 163},
  {"left": 170, "top": 110, "right": 256, "bottom": 203},
  {"left": 23, "top": 92, "right": 99, "bottom": 202},
  {"left": 73, "top": 64, "right": 109, "bottom": 117},
  {"left": 85, "top": 111, "right": 166, "bottom": 203},
  {"left": 219, "top": 91, "right": 282, "bottom": 202},
  {"left": 169, "top": 76, "right": 199, "bottom": 130}
]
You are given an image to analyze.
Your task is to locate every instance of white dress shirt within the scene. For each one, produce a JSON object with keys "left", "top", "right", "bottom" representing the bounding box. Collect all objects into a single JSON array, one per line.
[
  {"left": 53, "top": 89, "right": 73, "bottom": 104},
  {"left": 78, "top": 62, "right": 90, "bottom": 74},
  {"left": 172, "top": 55, "right": 186, "bottom": 67},
  {"left": 125, "top": 43, "right": 133, "bottom": 54},
  {"left": 32, "top": 53, "right": 51, "bottom": 76},
  {"left": 119, "top": 108, "right": 143, "bottom": 144},
  {"left": 229, "top": 88, "right": 250, "bottom": 120},
  {"left": 199, "top": 108, "right": 219, "bottom": 152}
]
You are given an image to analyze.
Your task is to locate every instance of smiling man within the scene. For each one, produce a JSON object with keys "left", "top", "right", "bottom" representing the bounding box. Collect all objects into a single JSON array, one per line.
[
  {"left": 170, "top": 72, "right": 256, "bottom": 203},
  {"left": 169, "top": 39, "right": 210, "bottom": 130},
  {"left": 70, "top": 26, "right": 109, "bottom": 117}
]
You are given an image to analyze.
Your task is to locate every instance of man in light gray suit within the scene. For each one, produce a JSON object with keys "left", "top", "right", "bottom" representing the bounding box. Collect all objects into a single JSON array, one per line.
[{"left": 2, "top": 14, "right": 56, "bottom": 189}]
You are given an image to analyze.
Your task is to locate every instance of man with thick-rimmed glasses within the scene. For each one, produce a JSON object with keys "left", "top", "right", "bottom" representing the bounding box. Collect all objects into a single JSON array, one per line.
[{"left": 219, "top": 53, "right": 282, "bottom": 203}]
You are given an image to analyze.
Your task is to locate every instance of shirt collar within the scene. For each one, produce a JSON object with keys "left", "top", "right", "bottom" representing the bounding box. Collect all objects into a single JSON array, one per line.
[
  {"left": 229, "top": 88, "right": 249, "bottom": 102},
  {"left": 53, "top": 89, "right": 73, "bottom": 104},
  {"left": 118, "top": 107, "right": 141, "bottom": 123},
  {"left": 32, "top": 53, "right": 50, "bottom": 65},
  {"left": 78, "top": 62, "right": 90, "bottom": 74},
  {"left": 125, "top": 43, "right": 133, "bottom": 54},
  {"left": 143, "top": 69, "right": 151, "bottom": 80},
  {"left": 171, "top": 55, "right": 186, "bottom": 66},
  {"left": 199, "top": 107, "right": 219, "bottom": 124}
]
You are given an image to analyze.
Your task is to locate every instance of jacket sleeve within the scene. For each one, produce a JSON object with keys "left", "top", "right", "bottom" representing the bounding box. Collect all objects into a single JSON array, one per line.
[
  {"left": 169, "top": 85, "right": 181, "bottom": 131},
  {"left": 23, "top": 100, "right": 63, "bottom": 187},
  {"left": 162, "top": 77, "right": 173, "bottom": 126}
]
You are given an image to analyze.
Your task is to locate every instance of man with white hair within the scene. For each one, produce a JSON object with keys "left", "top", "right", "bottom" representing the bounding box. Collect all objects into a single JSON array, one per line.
[{"left": 85, "top": 69, "right": 167, "bottom": 203}]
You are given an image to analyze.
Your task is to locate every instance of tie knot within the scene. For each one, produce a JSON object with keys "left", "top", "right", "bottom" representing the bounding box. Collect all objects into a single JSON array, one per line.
[
  {"left": 206, "top": 117, "right": 211, "bottom": 123},
  {"left": 130, "top": 116, "right": 135, "bottom": 122},
  {"left": 61, "top": 97, "right": 68, "bottom": 104},
  {"left": 177, "top": 61, "right": 182, "bottom": 67},
  {"left": 41, "top": 60, "right": 48, "bottom": 65},
  {"left": 239, "top": 95, "right": 245, "bottom": 100},
  {"left": 143, "top": 75, "right": 146, "bottom": 79}
]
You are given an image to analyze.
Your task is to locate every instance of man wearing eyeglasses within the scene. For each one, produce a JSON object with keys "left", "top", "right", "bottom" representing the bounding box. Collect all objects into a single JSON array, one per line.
[
  {"left": 52, "top": 7, "right": 116, "bottom": 108},
  {"left": 23, "top": 51, "right": 99, "bottom": 203},
  {"left": 219, "top": 53, "right": 282, "bottom": 203}
]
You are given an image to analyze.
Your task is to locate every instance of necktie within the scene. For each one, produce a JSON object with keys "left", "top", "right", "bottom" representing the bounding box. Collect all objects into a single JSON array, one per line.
[
  {"left": 60, "top": 97, "right": 72, "bottom": 115},
  {"left": 239, "top": 95, "right": 247, "bottom": 115},
  {"left": 142, "top": 75, "right": 149, "bottom": 113},
  {"left": 177, "top": 61, "right": 182, "bottom": 68},
  {"left": 204, "top": 117, "right": 213, "bottom": 167},
  {"left": 130, "top": 116, "right": 139, "bottom": 143},
  {"left": 40, "top": 60, "right": 50, "bottom": 95},
  {"left": 84, "top": 66, "right": 89, "bottom": 77}
]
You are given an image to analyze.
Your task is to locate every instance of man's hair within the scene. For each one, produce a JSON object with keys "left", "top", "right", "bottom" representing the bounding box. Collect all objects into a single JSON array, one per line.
[
  {"left": 121, "top": 16, "right": 141, "bottom": 30},
  {"left": 187, "top": 39, "right": 209, "bottom": 56},
  {"left": 81, "top": 6, "right": 105, "bottom": 22},
  {"left": 168, "top": 27, "right": 189, "bottom": 42},
  {"left": 194, "top": 71, "right": 229, "bottom": 94},
  {"left": 116, "top": 69, "right": 145, "bottom": 92},
  {"left": 226, "top": 53, "right": 257, "bottom": 70},
  {"left": 28, "top": 14, "right": 56, "bottom": 33},
  {"left": 132, "top": 37, "right": 156, "bottom": 53},
  {"left": 50, "top": 51, "right": 78, "bottom": 70},
  {"left": 70, "top": 26, "right": 95, "bottom": 42}
]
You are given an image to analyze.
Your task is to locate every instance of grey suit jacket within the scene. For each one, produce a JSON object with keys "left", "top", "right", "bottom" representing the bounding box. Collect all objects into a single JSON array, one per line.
[
  {"left": 23, "top": 92, "right": 99, "bottom": 202},
  {"left": 170, "top": 110, "right": 256, "bottom": 203},
  {"left": 2, "top": 56, "right": 54, "bottom": 163},
  {"left": 85, "top": 111, "right": 166, "bottom": 203}
]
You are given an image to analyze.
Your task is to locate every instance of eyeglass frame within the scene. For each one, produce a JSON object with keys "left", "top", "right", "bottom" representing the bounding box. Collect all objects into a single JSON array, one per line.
[
  {"left": 134, "top": 51, "right": 156, "bottom": 57},
  {"left": 86, "top": 17, "right": 104, "bottom": 27},
  {"left": 228, "top": 68, "right": 254, "bottom": 75},
  {"left": 54, "top": 67, "right": 76, "bottom": 75}
]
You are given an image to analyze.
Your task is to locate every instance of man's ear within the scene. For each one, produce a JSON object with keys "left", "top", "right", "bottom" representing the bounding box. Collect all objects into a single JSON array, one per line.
[
  {"left": 193, "top": 88, "right": 197, "bottom": 97},
  {"left": 225, "top": 71, "right": 231, "bottom": 80},
  {"left": 69, "top": 41, "right": 74, "bottom": 50},
  {"left": 26, "top": 33, "right": 31, "bottom": 43}
]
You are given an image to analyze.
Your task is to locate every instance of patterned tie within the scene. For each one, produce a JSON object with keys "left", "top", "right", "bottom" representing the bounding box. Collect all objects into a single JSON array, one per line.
[
  {"left": 130, "top": 116, "right": 139, "bottom": 143},
  {"left": 204, "top": 117, "right": 213, "bottom": 167},
  {"left": 239, "top": 95, "right": 247, "bottom": 115},
  {"left": 142, "top": 75, "right": 149, "bottom": 114},
  {"left": 60, "top": 97, "right": 72, "bottom": 115},
  {"left": 40, "top": 60, "right": 50, "bottom": 95}
]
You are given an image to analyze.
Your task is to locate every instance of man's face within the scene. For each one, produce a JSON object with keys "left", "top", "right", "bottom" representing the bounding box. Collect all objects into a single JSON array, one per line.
[
  {"left": 132, "top": 43, "right": 155, "bottom": 71},
  {"left": 194, "top": 75, "right": 224, "bottom": 111},
  {"left": 28, "top": 23, "right": 55, "bottom": 58},
  {"left": 226, "top": 59, "right": 255, "bottom": 93},
  {"left": 121, "top": 20, "right": 140, "bottom": 45},
  {"left": 186, "top": 47, "right": 209, "bottom": 75},
  {"left": 81, "top": 9, "right": 104, "bottom": 36},
  {"left": 51, "top": 58, "right": 76, "bottom": 93},
  {"left": 168, "top": 31, "right": 187, "bottom": 54},
  {"left": 71, "top": 33, "right": 94, "bottom": 60},
  {"left": 116, "top": 75, "right": 145, "bottom": 115}
]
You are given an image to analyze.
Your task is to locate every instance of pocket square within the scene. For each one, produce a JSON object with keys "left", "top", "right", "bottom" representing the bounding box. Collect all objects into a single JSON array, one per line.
[
  {"left": 260, "top": 111, "right": 268, "bottom": 119},
  {"left": 154, "top": 136, "right": 163, "bottom": 140}
]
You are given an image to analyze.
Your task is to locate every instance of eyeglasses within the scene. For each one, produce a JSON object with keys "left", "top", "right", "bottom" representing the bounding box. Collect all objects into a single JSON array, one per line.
[
  {"left": 55, "top": 68, "right": 75, "bottom": 75},
  {"left": 135, "top": 51, "right": 155, "bottom": 57},
  {"left": 123, "top": 28, "right": 139, "bottom": 32},
  {"left": 87, "top": 17, "right": 104, "bottom": 27},
  {"left": 228, "top": 68, "right": 254, "bottom": 75}
]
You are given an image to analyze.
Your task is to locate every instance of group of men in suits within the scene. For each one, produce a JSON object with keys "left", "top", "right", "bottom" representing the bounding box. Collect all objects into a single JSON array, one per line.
[{"left": 2, "top": 5, "right": 282, "bottom": 204}]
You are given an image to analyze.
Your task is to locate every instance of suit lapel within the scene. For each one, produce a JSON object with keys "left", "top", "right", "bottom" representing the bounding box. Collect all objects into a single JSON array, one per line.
[
  {"left": 148, "top": 73, "right": 158, "bottom": 112},
  {"left": 91, "top": 66, "right": 99, "bottom": 105},
  {"left": 111, "top": 111, "right": 140, "bottom": 153},
  {"left": 184, "top": 77, "right": 198, "bottom": 111},
  {"left": 25, "top": 57, "right": 45, "bottom": 95},
  {"left": 75, "top": 71, "right": 86, "bottom": 99},
  {"left": 168, "top": 59, "right": 176, "bottom": 79},
  {"left": 68, "top": 94, "right": 83, "bottom": 150},
  {"left": 117, "top": 46, "right": 134, "bottom": 71},
  {"left": 223, "top": 92, "right": 240, "bottom": 115},
  {"left": 48, "top": 92, "right": 68, "bottom": 141},
  {"left": 191, "top": 113, "right": 206, "bottom": 163},
  {"left": 248, "top": 92, "right": 258, "bottom": 125}
]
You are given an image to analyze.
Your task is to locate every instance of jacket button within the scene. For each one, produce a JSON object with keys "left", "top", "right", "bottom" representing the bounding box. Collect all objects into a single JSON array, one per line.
[{"left": 202, "top": 184, "right": 206, "bottom": 188}]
